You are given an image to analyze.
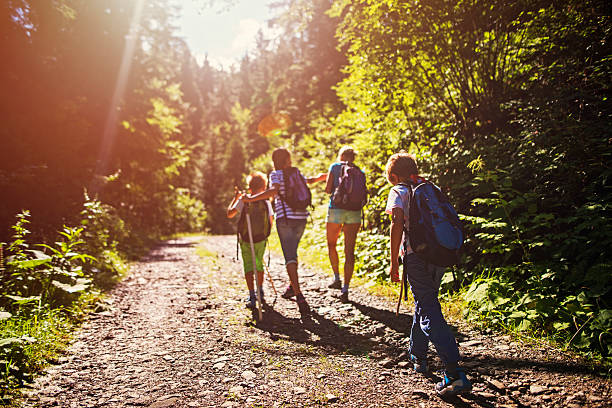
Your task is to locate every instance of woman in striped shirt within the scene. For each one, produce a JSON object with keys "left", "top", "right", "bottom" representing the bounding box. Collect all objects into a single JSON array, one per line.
[{"left": 242, "top": 148, "right": 326, "bottom": 315}]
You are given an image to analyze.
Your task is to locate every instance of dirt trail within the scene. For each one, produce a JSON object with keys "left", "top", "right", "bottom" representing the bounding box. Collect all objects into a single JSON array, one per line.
[{"left": 22, "top": 236, "right": 610, "bottom": 408}]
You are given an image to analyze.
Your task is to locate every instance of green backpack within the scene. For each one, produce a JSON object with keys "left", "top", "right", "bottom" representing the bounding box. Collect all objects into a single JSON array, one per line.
[{"left": 237, "top": 201, "right": 271, "bottom": 244}]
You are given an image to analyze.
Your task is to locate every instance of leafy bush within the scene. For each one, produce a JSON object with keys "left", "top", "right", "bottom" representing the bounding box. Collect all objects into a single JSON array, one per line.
[{"left": 354, "top": 233, "right": 390, "bottom": 282}]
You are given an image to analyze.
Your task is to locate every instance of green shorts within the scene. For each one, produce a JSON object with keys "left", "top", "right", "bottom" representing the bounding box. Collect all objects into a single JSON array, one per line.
[
  {"left": 326, "top": 208, "right": 361, "bottom": 224},
  {"left": 240, "top": 240, "right": 266, "bottom": 273}
]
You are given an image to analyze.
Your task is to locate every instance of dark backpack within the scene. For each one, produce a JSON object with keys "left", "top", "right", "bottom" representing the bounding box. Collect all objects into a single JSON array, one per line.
[
  {"left": 401, "top": 180, "right": 464, "bottom": 267},
  {"left": 237, "top": 201, "right": 271, "bottom": 244},
  {"left": 331, "top": 162, "right": 368, "bottom": 211},
  {"left": 279, "top": 167, "right": 311, "bottom": 211}
]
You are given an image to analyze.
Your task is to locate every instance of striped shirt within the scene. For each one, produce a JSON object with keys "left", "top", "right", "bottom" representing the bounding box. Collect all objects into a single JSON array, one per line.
[{"left": 269, "top": 169, "right": 309, "bottom": 220}]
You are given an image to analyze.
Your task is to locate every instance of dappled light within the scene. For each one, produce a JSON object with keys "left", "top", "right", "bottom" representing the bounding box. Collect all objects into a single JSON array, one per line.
[{"left": 1, "top": 0, "right": 610, "bottom": 405}]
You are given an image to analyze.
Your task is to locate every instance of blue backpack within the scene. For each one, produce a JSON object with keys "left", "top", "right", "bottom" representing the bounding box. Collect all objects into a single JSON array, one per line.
[
  {"left": 331, "top": 162, "right": 368, "bottom": 211},
  {"left": 280, "top": 167, "right": 311, "bottom": 211},
  {"left": 401, "top": 180, "right": 464, "bottom": 267}
]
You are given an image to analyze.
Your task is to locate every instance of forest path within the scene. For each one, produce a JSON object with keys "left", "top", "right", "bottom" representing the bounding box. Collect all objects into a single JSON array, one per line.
[{"left": 22, "top": 236, "right": 610, "bottom": 408}]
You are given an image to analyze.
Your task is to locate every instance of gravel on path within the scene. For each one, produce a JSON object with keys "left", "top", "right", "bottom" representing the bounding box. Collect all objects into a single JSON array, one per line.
[{"left": 21, "top": 235, "right": 611, "bottom": 408}]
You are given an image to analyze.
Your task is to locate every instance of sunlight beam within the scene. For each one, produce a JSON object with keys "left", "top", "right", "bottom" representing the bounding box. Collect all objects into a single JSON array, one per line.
[{"left": 91, "top": 0, "right": 146, "bottom": 195}]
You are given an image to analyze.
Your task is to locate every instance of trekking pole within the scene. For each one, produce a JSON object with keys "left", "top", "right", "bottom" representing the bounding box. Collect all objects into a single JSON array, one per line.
[
  {"left": 245, "top": 210, "right": 263, "bottom": 321},
  {"left": 263, "top": 263, "right": 278, "bottom": 297},
  {"left": 396, "top": 264, "right": 406, "bottom": 316}
]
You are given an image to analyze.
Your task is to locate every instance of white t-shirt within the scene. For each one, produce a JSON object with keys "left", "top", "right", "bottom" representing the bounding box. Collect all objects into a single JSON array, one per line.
[
  {"left": 385, "top": 184, "right": 412, "bottom": 254},
  {"left": 269, "top": 169, "right": 309, "bottom": 220}
]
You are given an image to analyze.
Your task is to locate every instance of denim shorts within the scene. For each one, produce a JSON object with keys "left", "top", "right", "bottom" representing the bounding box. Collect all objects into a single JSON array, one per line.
[
  {"left": 276, "top": 218, "right": 307, "bottom": 265},
  {"left": 326, "top": 208, "right": 361, "bottom": 224}
]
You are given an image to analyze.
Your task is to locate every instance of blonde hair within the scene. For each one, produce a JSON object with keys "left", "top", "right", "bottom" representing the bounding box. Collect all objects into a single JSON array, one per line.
[
  {"left": 385, "top": 151, "right": 418, "bottom": 182},
  {"left": 247, "top": 171, "right": 267, "bottom": 192},
  {"left": 337, "top": 146, "right": 356, "bottom": 162}
]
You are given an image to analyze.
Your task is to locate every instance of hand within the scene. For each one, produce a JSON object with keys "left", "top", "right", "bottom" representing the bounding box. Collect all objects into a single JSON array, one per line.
[
  {"left": 234, "top": 186, "right": 243, "bottom": 198},
  {"left": 390, "top": 262, "right": 400, "bottom": 283}
]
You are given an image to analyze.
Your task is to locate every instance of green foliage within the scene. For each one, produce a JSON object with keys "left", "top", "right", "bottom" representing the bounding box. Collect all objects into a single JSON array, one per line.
[
  {"left": 316, "top": 0, "right": 612, "bottom": 359},
  {"left": 463, "top": 266, "right": 611, "bottom": 357},
  {"left": 1, "top": 212, "right": 95, "bottom": 313},
  {"left": 354, "top": 233, "right": 390, "bottom": 282},
  {"left": 0, "top": 210, "right": 112, "bottom": 394},
  {"left": 0, "top": 307, "right": 73, "bottom": 394}
]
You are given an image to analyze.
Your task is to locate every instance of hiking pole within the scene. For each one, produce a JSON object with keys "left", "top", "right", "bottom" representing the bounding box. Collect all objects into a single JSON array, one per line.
[
  {"left": 263, "top": 263, "right": 278, "bottom": 297},
  {"left": 245, "top": 210, "right": 263, "bottom": 321},
  {"left": 396, "top": 262, "right": 406, "bottom": 317}
]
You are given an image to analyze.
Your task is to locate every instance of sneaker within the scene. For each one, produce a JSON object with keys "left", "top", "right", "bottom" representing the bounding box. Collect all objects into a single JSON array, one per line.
[
  {"left": 296, "top": 296, "right": 310, "bottom": 315},
  {"left": 328, "top": 279, "right": 342, "bottom": 289},
  {"left": 410, "top": 354, "right": 428, "bottom": 373},
  {"left": 245, "top": 297, "right": 256, "bottom": 309},
  {"left": 338, "top": 291, "right": 349, "bottom": 303},
  {"left": 281, "top": 285, "right": 295, "bottom": 299},
  {"left": 435, "top": 369, "right": 472, "bottom": 397}
]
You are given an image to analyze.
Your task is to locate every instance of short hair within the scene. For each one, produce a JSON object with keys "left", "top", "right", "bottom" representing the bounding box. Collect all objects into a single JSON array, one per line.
[
  {"left": 272, "top": 148, "right": 291, "bottom": 170},
  {"left": 337, "top": 146, "right": 356, "bottom": 162},
  {"left": 385, "top": 151, "right": 418, "bottom": 181},
  {"left": 247, "top": 171, "right": 267, "bottom": 191}
]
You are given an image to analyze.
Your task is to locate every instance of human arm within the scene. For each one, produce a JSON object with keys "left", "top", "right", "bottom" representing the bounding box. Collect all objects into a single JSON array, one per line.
[
  {"left": 266, "top": 201, "right": 275, "bottom": 226},
  {"left": 226, "top": 189, "right": 243, "bottom": 219},
  {"left": 389, "top": 207, "right": 404, "bottom": 283},
  {"left": 306, "top": 172, "right": 327, "bottom": 184},
  {"left": 325, "top": 168, "right": 334, "bottom": 194},
  {"left": 242, "top": 185, "right": 279, "bottom": 203}
]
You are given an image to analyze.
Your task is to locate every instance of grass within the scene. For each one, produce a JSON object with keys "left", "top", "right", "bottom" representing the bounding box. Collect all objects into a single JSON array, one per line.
[{"left": 0, "top": 290, "right": 105, "bottom": 405}]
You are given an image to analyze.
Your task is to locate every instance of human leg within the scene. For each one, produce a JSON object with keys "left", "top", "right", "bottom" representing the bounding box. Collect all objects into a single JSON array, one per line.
[
  {"left": 404, "top": 253, "right": 460, "bottom": 367},
  {"left": 341, "top": 222, "right": 360, "bottom": 291},
  {"left": 276, "top": 218, "right": 307, "bottom": 298},
  {"left": 241, "top": 241, "right": 266, "bottom": 307},
  {"left": 326, "top": 221, "right": 342, "bottom": 285}
]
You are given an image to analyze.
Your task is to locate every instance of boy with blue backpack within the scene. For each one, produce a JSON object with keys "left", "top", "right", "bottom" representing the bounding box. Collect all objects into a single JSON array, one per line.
[{"left": 385, "top": 151, "right": 472, "bottom": 397}]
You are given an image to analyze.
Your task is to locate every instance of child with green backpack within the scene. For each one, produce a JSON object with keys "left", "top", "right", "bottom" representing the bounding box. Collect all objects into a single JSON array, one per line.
[{"left": 227, "top": 172, "right": 274, "bottom": 309}]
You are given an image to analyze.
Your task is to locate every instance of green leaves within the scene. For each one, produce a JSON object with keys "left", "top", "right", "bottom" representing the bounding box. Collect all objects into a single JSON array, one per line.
[{"left": 50, "top": 279, "right": 90, "bottom": 294}]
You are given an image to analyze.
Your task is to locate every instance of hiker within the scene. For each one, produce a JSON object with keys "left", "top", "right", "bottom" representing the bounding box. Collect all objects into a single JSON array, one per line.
[
  {"left": 227, "top": 171, "right": 274, "bottom": 309},
  {"left": 385, "top": 151, "right": 472, "bottom": 397},
  {"left": 242, "top": 148, "right": 326, "bottom": 315},
  {"left": 324, "top": 146, "right": 367, "bottom": 303}
]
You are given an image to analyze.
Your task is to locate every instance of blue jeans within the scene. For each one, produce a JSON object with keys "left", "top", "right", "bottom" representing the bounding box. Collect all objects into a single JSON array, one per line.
[
  {"left": 404, "top": 252, "right": 460, "bottom": 366},
  {"left": 276, "top": 218, "right": 307, "bottom": 265}
]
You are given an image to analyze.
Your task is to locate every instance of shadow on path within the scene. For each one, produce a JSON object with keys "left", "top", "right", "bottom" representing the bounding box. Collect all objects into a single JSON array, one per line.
[
  {"left": 350, "top": 300, "right": 605, "bottom": 378},
  {"left": 250, "top": 302, "right": 375, "bottom": 356}
]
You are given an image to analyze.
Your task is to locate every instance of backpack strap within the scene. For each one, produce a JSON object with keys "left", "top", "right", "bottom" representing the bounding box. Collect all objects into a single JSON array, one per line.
[
  {"left": 279, "top": 168, "right": 289, "bottom": 221},
  {"left": 266, "top": 237, "right": 270, "bottom": 268}
]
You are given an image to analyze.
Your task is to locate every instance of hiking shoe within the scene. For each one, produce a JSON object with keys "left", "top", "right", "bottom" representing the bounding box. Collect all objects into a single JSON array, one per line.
[
  {"left": 281, "top": 285, "right": 295, "bottom": 299},
  {"left": 435, "top": 369, "right": 472, "bottom": 397},
  {"left": 296, "top": 296, "right": 310, "bottom": 315},
  {"left": 337, "top": 291, "right": 349, "bottom": 303},
  {"left": 245, "top": 297, "right": 256, "bottom": 309},
  {"left": 328, "top": 279, "right": 342, "bottom": 289},
  {"left": 410, "top": 354, "right": 428, "bottom": 373}
]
